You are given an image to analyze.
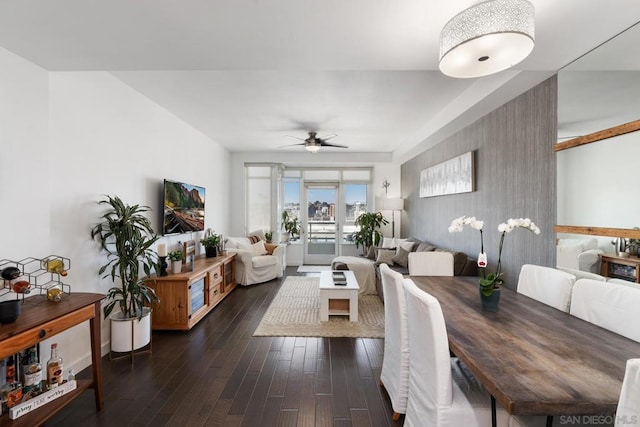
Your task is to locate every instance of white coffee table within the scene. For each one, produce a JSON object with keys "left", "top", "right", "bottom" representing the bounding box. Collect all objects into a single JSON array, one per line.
[{"left": 319, "top": 270, "right": 359, "bottom": 322}]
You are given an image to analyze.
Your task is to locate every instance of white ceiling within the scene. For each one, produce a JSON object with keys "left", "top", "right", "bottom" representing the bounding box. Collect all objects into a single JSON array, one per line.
[
  {"left": 558, "top": 22, "right": 640, "bottom": 138},
  {"left": 0, "top": 0, "right": 638, "bottom": 160}
]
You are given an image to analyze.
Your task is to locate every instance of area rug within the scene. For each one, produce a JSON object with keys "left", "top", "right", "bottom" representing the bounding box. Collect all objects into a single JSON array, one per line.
[
  {"left": 296, "top": 265, "right": 332, "bottom": 273},
  {"left": 253, "top": 276, "right": 385, "bottom": 338}
]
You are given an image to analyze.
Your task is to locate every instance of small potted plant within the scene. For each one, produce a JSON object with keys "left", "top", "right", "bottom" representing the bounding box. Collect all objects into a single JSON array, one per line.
[
  {"left": 281, "top": 211, "right": 301, "bottom": 242},
  {"left": 168, "top": 250, "right": 183, "bottom": 274},
  {"left": 265, "top": 230, "right": 273, "bottom": 243},
  {"left": 201, "top": 234, "right": 221, "bottom": 258}
]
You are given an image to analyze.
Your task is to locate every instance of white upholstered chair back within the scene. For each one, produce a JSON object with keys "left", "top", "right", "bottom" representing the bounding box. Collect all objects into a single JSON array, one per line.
[
  {"left": 517, "top": 264, "right": 576, "bottom": 312},
  {"left": 570, "top": 279, "right": 640, "bottom": 343},
  {"left": 403, "top": 279, "right": 514, "bottom": 427},
  {"left": 379, "top": 264, "right": 409, "bottom": 419},
  {"left": 616, "top": 359, "right": 640, "bottom": 427},
  {"left": 408, "top": 251, "right": 454, "bottom": 276},
  {"left": 403, "top": 279, "right": 453, "bottom": 408}
]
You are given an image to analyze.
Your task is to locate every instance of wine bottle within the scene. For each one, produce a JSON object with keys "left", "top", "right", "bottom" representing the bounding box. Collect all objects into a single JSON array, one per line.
[
  {"left": 46, "top": 343, "right": 63, "bottom": 387},
  {"left": 11, "top": 279, "right": 31, "bottom": 294},
  {"left": 47, "top": 286, "right": 64, "bottom": 302},
  {"left": 1, "top": 356, "right": 22, "bottom": 411},
  {"left": 42, "top": 258, "right": 68, "bottom": 277},
  {"left": 23, "top": 347, "right": 43, "bottom": 393}
]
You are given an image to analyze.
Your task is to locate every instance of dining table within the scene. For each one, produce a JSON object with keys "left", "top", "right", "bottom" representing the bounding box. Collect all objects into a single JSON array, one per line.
[{"left": 410, "top": 275, "right": 640, "bottom": 425}]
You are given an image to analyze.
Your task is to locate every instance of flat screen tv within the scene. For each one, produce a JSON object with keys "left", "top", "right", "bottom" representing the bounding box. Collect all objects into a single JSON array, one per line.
[{"left": 163, "top": 179, "right": 206, "bottom": 235}]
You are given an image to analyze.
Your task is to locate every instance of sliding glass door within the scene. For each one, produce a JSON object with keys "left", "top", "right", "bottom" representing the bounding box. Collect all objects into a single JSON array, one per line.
[{"left": 304, "top": 185, "right": 339, "bottom": 264}]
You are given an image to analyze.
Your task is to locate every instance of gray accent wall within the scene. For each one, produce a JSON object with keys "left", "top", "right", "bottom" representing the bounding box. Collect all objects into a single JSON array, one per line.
[{"left": 401, "top": 76, "right": 557, "bottom": 288}]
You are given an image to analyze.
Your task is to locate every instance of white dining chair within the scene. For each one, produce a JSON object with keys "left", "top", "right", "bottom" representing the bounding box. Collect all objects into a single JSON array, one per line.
[
  {"left": 402, "top": 278, "right": 511, "bottom": 427},
  {"left": 379, "top": 263, "right": 409, "bottom": 421},
  {"left": 516, "top": 264, "right": 576, "bottom": 312},
  {"left": 615, "top": 359, "right": 640, "bottom": 427},
  {"left": 570, "top": 279, "right": 640, "bottom": 343},
  {"left": 408, "top": 251, "right": 454, "bottom": 276}
]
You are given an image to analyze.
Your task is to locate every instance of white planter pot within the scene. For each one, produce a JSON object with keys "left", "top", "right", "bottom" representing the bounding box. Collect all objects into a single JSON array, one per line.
[
  {"left": 110, "top": 307, "right": 152, "bottom": 352},
  {"left": 172, "top": 260, "right": 182, "bottom": 274}
]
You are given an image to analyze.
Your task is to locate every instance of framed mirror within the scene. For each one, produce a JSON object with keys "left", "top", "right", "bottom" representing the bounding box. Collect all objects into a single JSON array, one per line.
[{"left": 556, "top": 21, "right": 640, "bottom": 240}]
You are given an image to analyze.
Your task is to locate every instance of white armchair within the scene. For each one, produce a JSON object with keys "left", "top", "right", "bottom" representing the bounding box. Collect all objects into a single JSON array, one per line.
[
  {"left": 226, "top": 237, "right": 284, "bottom": 286},
  {"left": 556, "top": 238, "right": 604, "bottom": 273}
]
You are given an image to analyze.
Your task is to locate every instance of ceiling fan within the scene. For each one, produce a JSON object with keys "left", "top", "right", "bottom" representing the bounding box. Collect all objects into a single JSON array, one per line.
[{"left": 280, "top": 131, "right": 348, "bottom": 153}]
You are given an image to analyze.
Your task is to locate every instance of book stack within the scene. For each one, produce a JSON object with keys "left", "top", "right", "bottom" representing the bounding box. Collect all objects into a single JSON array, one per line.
[{"left": 332, "top": 271, "right": 347, "bottom": 286}]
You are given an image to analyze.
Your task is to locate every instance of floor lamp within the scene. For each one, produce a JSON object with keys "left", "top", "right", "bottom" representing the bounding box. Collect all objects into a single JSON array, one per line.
[{"left": 380, "top": 198, "right": 404, "bottom": 238}]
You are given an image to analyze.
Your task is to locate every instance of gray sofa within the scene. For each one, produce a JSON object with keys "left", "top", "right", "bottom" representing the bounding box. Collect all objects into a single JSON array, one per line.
[{"left": 333, "top": 237, "right": 478, "bottom": 303}]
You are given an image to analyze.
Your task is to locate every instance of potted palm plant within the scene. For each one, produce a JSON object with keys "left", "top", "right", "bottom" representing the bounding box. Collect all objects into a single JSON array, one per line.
[
  {"left": 90, "top": 195, "right": 160, "bottom": 356},
  {"left": 351, "top": 212, "right": 388, "bottom": 256}
]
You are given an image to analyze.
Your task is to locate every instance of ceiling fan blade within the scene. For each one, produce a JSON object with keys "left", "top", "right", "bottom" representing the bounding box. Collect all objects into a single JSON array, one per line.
[
  {"left": 320, "top": 133, "right": 338, "bottom": 141},
  {"left": 278, "top": 142, "right": 307, "bottom": 148},
  {"left": 321, "top": 142, "right": 349, "bottom": 148},
  {"left": 285, "top": 135, "right": 305, "bottom": 141}
]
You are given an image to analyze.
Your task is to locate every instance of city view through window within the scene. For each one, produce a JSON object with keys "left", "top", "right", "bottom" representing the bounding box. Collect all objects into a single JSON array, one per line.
[{"left": 283, "top": 183, "right": 368, "bottom": 242}]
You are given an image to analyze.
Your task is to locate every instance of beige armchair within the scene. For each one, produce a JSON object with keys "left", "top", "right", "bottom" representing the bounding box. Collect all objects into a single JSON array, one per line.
[
  {"left": 226, "top": 237, "right": 284, "bottom": 285},
  {"left": 556, "top": 238, "right": 604, "bottom": 273}
]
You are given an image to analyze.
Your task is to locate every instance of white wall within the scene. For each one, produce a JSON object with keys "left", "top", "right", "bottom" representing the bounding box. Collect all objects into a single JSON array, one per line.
[
  {"left": 1, "top": 52, "right": 231, "bottom": 374},
  {"left": 0, "top": 48, "right": 50, "bottom": 259}
]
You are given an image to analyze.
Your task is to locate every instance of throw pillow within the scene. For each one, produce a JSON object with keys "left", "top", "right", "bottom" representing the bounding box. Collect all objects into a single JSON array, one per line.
[
  {"left": 417, "top": 243, "right": 437, "bottom": 252},
  {"left": 248, "top": 234, "right": 261, "bottom": 244},
  {"left": 398, "top": 240, "right": 416, "bottom": 253},
  {"left": 251, "top": 240, "right": 268, "bottom": 255},
  {"left": 247, "top": 229, "right": 266, "bottom": 242},
  {"left": 392, "top": 247, "right": 410, "bottom": 268},
  {"left": 264, "top": 243, "right": 278, "bottom": 255},
  {"left": 381, "top": 237, "right": 396, "bottom": 249},
  {"left": 375, "top": 248, "right": 395, "bottom": 266}
]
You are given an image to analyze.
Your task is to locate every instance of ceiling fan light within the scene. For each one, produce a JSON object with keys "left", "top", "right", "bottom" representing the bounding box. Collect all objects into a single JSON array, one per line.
[
  {"left": 306, "top": 144, "right": 321, "bottom": 153},
  {"left": 439, "top": 0, "right": 535, "bottom": 79}
]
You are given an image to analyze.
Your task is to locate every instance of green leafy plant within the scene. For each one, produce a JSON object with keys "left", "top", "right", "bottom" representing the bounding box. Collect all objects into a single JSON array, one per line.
[
  {"left": 168, "top": 250, "right": 183, "bottom": 262},
  {"left": 625, "top": 227, "right": 640, "bottom": 255},
  {"left": 200, "top": 234, "right": 221, "bottom": 248},
  {"left": 281, "top": 211, "right": 301, "bottom": 240},
  {"left": 90, "top": 195, "right": 160, "bottom": 319},
  {"left": 449, "top": 216, "right": 540, "bottom": 296},
  {"left": 265, "top": 230, "right": 273, "bottom": 243},
  {"left": 351, "top": 212, "right": 388, "bottom": 256}
]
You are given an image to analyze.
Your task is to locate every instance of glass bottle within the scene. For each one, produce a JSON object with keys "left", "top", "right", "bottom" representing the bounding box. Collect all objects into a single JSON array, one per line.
[
  {"left": 23, "top": 347, "right": 43, "bottom": 393},
  {"left": 1, "top": 356, "right": 22, "bottom": 411},
  {"left": 47, "top": 286, "right": 64, "bottom": 302},
  {"left": 46, "top": 343, "right": 63, "bottom": 388},
  {"left": 42, "top": 258, "right": 68, "bottom": 277}
]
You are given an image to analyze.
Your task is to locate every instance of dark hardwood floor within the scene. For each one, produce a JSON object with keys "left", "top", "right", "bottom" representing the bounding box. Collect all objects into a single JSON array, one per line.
[{"left": 46, "top": 267, "right": 402, "bottom": 427}]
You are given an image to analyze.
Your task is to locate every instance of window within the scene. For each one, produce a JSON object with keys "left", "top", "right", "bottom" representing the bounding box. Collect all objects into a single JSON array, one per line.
[
  {"left": 343, "top": 183, "right": 368, "bottom": 243},
  {"left": 283, "top": 179, "right": 301, "bottom": 222},
  {"left": 246, "top": 165, "right": 272, "bottom": 233}
]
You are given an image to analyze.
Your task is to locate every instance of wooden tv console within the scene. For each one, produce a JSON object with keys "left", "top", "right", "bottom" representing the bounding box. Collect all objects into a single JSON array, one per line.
[{"left": 146, "top": 253, "right": 236, "bottom": 330}]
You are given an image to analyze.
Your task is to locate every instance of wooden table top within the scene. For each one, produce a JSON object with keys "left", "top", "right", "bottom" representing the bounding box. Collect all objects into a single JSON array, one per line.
[{"left": 410, "top": 276, "right": 640, "bottom": 416}]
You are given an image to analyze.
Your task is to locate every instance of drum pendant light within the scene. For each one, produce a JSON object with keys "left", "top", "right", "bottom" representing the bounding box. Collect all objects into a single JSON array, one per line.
[{"left": 439, "top": 0, "right": 535, "bottom": 78}]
